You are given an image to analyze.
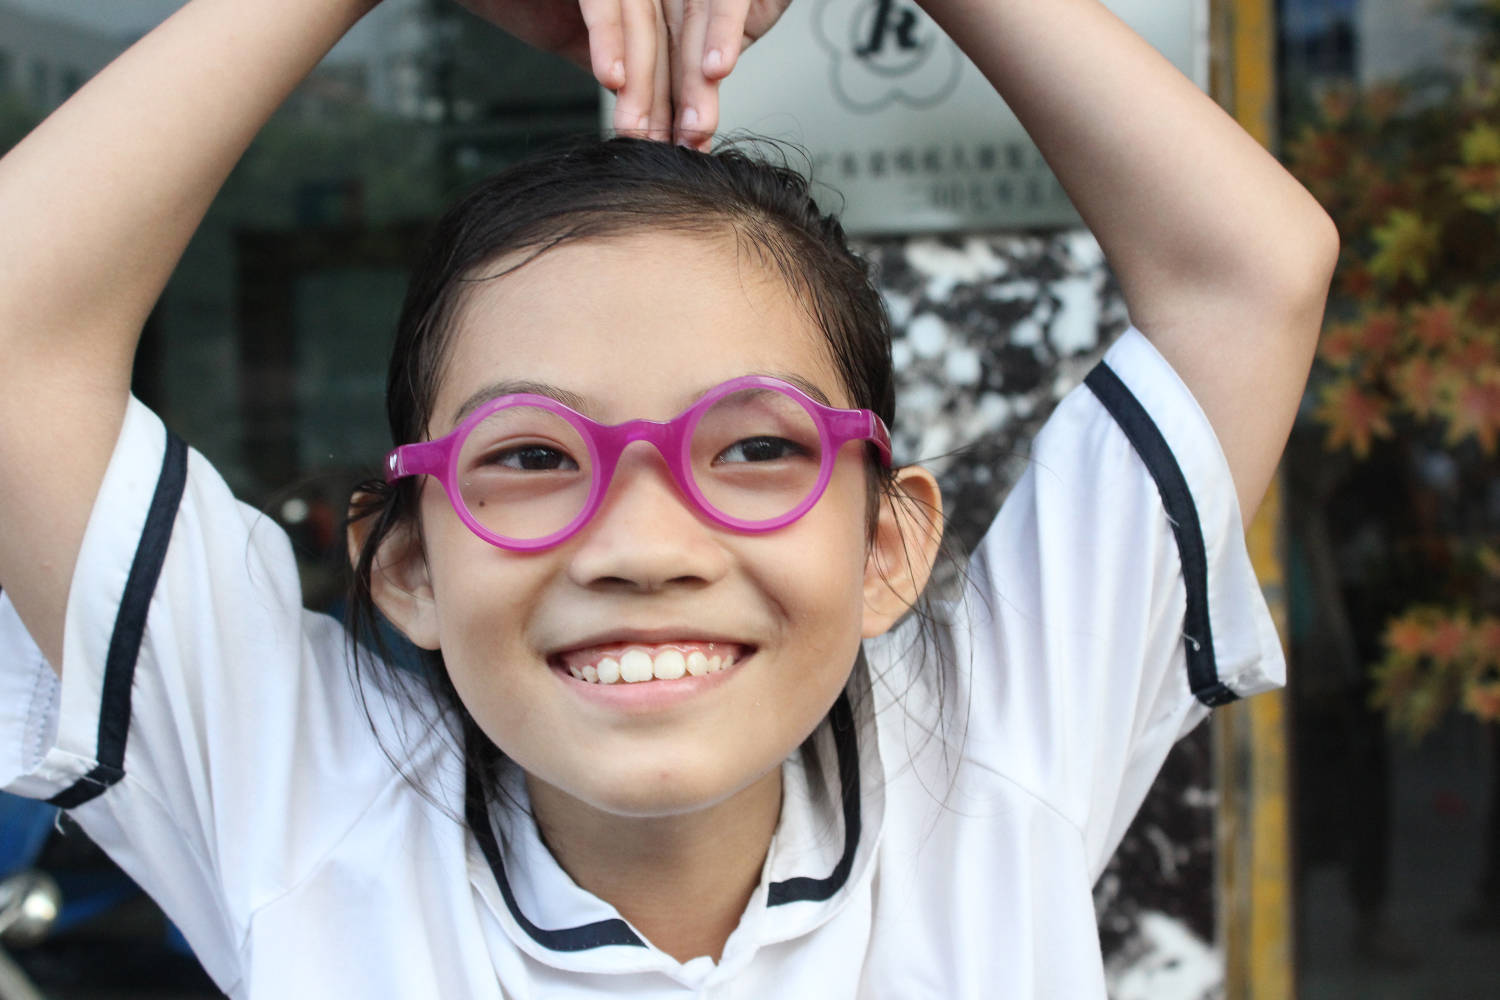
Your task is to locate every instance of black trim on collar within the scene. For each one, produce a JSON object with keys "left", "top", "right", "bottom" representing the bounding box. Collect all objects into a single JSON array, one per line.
[
  {"left": 466, "top": 769, "right": 646, "bottom": 952},
  {"left": 768, "top": 690, "right": 861, "bottom": 905},
  {"left": 49, "top": 431, "right": 190, "bottom": 809},
  {"left": 1084, "top": 363, "right": 1239, "bottom": 708},
  {"left": 467, "top": 689, "right": 865, "bottom": 951}
]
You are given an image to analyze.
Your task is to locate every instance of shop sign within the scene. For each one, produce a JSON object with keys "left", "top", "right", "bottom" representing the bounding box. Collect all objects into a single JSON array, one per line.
[{"left": 606, "top": 0, "right": 1205, "bottom": 234}]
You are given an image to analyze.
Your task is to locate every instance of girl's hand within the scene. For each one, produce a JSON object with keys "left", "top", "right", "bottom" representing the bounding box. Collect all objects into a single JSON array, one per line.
[
  {"left": 659, "top": 0, "right": 795, "bottom": 149},
  {"left": 452, "top": 0, "right": 792, "bottom": 148}
]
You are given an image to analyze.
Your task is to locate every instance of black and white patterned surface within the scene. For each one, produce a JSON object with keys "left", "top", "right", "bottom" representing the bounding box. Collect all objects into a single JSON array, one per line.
[{"left": 857, "top": 230, "right": 1221, "bottom": 999}]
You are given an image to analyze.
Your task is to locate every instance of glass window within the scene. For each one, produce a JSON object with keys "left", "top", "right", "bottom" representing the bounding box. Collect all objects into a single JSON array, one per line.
[
  {"left": 0, "top": 0, "right": 600, "bottom": 592},
  {"left": 1281, "top": 0, "right": 1499, "bottom": 992},
  {"left": 28, "top": 57, "right": 47, "bottom": 106}
]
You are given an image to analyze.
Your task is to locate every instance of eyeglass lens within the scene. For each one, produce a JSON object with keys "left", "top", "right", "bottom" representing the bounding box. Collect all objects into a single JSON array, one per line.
[{"left": 453, "top": 388, "right": 825, "bottom": 542}]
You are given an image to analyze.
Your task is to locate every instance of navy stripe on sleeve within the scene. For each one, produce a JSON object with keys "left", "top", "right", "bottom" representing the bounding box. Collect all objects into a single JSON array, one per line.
[
  {"left": 50, "top": 431, "right": 190, "bottom": 809},
  {"left": 1084, "top": 363, "right": 1238, "bottom": 708}
]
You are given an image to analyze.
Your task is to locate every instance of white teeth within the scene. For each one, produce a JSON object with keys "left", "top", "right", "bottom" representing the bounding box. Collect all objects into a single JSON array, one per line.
[
  {"left": 619, "top": 649, "right": 654, "bottom": 683},
  {"left": 653, "top": 649, "right": 687, "bottom": 680},
  {"left": 568, "top": 646, "right": 743, "bottom": 684},
  {"left": 596, "top": 657, "right": 621, "bottom": 684}
]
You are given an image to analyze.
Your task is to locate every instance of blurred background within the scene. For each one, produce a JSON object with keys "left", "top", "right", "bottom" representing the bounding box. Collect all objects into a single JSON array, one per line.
[{"left": 0, "top": 0, "right": 1495, "bottom": 997}]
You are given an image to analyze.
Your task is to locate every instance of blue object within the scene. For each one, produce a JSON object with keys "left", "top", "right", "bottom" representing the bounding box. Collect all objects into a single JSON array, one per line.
[{"left": 0, "top": 792, "right": 56, "bottom": 880}]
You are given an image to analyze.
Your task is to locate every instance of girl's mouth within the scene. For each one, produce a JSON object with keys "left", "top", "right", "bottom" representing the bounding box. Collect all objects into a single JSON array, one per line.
[{"left": 554, "top": 641, "right": 748, "bottom": 685}]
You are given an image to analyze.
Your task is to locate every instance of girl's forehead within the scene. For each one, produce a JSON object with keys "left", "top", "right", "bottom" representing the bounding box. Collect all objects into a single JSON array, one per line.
[{"left": 433, "top": 232, "right": 847, "bottom": 424}]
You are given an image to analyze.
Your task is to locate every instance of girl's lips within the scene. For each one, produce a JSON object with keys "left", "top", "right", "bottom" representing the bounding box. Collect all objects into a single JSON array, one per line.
[{"left": 553, "top": 641, "right": 750, "bottom": 685}]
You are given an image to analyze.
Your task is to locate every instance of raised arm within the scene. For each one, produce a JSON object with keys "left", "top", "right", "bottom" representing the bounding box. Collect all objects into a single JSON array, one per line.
[
  {"left": 0, "top": 0, "right": 382, "bottom": 668},
  {"left": 920, "top": 0, "right": 1338, "bottom": 524}
]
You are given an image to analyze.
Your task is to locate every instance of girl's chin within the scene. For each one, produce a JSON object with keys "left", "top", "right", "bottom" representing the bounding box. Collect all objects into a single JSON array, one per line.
[{"left": 528, "top": 762, "right": 781, "bottom": 823}]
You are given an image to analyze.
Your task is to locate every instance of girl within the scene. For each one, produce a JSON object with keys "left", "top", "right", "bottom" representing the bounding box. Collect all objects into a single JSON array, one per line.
[{"left": 0, "top": 0, "right": 1337, "bottom": 995}]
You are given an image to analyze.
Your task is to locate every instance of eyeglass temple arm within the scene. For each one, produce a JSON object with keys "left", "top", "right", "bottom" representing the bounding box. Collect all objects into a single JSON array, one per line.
[
  {"left": 828, "top": 409, "right": 892, "bottom": 467},
  {"left": 868, "top": 415, "right": 893, "bottom": 466},
  {"left": 385, "top": 440, "right": 448, "bottom": 483}
]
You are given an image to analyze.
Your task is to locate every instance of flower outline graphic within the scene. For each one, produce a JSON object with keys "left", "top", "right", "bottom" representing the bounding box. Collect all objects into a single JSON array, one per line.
[{"left": 813, "top": 0, "right": 965, "bottom": 113}]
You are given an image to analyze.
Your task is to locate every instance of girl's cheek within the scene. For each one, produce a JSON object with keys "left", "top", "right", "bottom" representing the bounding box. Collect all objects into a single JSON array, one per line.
[{"left": 765, "top": 521, "right": 869, "bottom": 622}]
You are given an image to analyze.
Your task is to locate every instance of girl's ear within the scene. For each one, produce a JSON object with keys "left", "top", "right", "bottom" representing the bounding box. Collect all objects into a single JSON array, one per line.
[
  {"left": 862, "top": 465, "right": 944, "bottom": 638},
  {"left": 346, "top": 495, "right": 442, "bottom": 651}
]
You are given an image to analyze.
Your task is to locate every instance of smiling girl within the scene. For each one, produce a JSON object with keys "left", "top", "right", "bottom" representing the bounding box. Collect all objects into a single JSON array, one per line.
[{"left": 0, "top": 0, "right": 1336, "bottom": 995}]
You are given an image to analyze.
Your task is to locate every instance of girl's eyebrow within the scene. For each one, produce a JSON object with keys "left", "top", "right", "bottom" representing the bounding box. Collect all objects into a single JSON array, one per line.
[
  {"left": 450, "top": 371, "right": 835, "bottom": 426},
  {"left": 754, "top": 372, "right": 833, "bottom": 406},
  {"left": 452, "top": 380, "right": 591, "bottom": 424}
]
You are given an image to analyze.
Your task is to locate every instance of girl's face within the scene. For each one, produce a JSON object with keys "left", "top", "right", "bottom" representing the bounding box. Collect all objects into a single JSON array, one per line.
[{"left": 386, "top": 230, "right": 899, "bottom": 821}]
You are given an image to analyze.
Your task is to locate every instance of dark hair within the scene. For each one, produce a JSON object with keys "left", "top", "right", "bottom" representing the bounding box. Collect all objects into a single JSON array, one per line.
[{"left": 346, "top": 136, "right": 945, "bottom": 812}]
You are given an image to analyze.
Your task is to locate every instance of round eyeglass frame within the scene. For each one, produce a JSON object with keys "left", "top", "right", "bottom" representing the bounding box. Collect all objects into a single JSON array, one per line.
[{"left": 384, "top": 374, "right": 893, "bottom": 552}]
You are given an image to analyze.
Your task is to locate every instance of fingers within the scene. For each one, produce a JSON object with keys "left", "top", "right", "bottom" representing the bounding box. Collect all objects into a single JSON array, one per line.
[
  {"left": 672, "top": 0, "right": 755, "bottom": 148},
  {"left": 620, "top": 0, "right": 661, "bottom": 136},
  {"left": 584, "top": 0, "right": 668, "bottom": 138},
  {"left": 588, "top": 0, "right": 757, "bottom": 146},
  {"left": 649, "top": 4, "right": 673, "bottom": 140},
  {"left": 670, "top": 0, "right": 720, "bottom": 149},
  {"left": 578, "top": 0, "right": 627, "bottom": 92},
  {"left": 597, "top": 0, "right": 675, "bottom": 140},
  {"left": 700, "top": 0, "right": 754, "bottom": 82}
]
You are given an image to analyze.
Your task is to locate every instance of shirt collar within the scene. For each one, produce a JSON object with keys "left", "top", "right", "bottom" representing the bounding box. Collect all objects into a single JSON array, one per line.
[{"left": 465, "top": 658, "right": 886, "bottom": 980}]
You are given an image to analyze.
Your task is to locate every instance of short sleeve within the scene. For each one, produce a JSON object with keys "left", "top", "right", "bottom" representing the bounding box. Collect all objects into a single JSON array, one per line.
[
  {"left": 0, "top": 399, "right": 417, "bottom": 990},
  {"left": 875, "top": 328, "right": 1285, "bottom": 878}
]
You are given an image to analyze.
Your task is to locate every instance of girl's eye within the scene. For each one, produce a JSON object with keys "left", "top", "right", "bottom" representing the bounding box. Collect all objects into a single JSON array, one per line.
[
  {"left": 489, "top": 444, "right": 579, "bottom": 471},
  {"left": 715, "top": 436, "right": 810, "bottom": 464}
]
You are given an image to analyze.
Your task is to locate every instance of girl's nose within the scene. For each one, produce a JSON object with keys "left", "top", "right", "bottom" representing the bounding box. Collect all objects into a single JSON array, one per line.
[{"left": 565, "top": 445, "right": 729, "bottom": 592}]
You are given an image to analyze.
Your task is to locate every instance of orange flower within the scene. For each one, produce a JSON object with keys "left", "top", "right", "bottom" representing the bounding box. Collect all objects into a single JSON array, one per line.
[
  {"left": 1469, "top": 616, "right": 1500, "bottom": 662},
  {"left": 1359, "top": 310, "right": 1402, "bottom": 356},
  {"left": 1462, "top": 677, "right": 1500, "bottom": 723},
  {"left": 1392, "top": 356, "right": 1445, "bottom": 419},
  {"left": 1384, "top": 614, "right": 1431, "bottom": 658},
  {"left": 1315, "top": 377, "right": 1394, "bottom": 457},
  {"left": 1409, "top": 299, "right": 1462, "bottom": 350},
  {"left": 1440, "top": 365, "right": 1500, "bottom": 453},
  {"left": 1428, "top": 617, "right": 1470, "bottom": 665},
  {"left": 1319, "top": 323, "right": 1362, "bottom": 368},
  {"left": 1450, "top": 334, "right": 1498, "bottom": 371}
]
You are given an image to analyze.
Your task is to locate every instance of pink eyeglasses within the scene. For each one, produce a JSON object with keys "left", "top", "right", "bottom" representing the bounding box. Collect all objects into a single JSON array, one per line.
[{"left": 385, "top": 375, "right": 892, "bottom": 551}]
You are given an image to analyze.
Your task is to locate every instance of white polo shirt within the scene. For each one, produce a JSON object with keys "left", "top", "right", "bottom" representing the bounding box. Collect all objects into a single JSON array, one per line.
[{"left": 0, "top": 328, "right": 1283, "bottom": 998}]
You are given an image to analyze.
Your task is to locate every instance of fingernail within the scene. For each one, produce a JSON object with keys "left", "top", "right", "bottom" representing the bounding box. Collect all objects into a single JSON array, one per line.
[
  {"left": 705, "top": 49, "right": 724, "bottom": 73},
  {"left": 637, "top": 114, "right": 650, "bottom": 132},
  {"left": 610, "top": 60, "right": 624, "bottom": 85},
  {"left": 681, "top": 107, "right": 699, "bottom": 130}
]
